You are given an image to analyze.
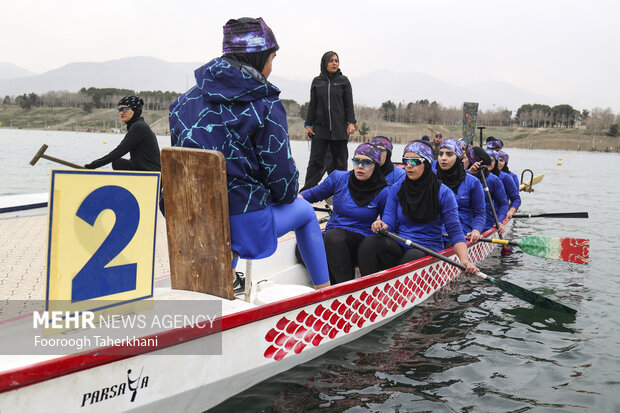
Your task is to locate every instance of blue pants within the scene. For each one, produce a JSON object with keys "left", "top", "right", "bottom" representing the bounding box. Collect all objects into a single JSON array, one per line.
[{"left": 273, "top": 199, "right": 330, "bottom": 286}]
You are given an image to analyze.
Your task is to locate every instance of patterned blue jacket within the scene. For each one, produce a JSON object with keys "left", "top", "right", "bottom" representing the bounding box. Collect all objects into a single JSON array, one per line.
[{"left": 169, "top": 57, "right": 299, "bottom": 215}]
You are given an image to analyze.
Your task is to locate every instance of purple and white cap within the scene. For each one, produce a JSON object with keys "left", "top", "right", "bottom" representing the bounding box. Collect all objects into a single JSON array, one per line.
[
  {"left": 369, "top": 136, "right": 393, "bottom": 153},
  {"left": 487, "top": 139, "right": 503, "bottom": 150},
  {"left": 439, "top": 138, "right": 463, "bottom": 158},
  {"left": 222, "top": 17, "right": 278, "bottom": 54},
  {"left": 497, "top": 150, "right": 509, "bottom": 163},
  {"left": 486, "top": 149, "right": 500, "bottom": 161},
  {"left": 404, "top": 140, "right": 434, "bottom": 164},
  {"left": 354, "top": 143, "right": 382, "bottom": 165}
]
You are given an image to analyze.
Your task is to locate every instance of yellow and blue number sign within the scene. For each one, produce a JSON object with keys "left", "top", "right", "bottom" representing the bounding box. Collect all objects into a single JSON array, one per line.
[{"left": 46, "top": 169, "right": 160, "bottom": 314}]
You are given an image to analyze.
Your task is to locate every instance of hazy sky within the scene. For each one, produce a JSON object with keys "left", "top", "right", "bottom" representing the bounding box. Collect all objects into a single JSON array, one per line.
[{"left": 4, "top": 0, "right": 620, "bottom": 111}]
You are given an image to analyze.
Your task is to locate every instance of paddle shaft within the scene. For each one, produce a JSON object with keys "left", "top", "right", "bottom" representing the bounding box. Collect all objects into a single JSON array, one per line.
[
  {"left": 380, "top": 230, "right": 577, "bottom": 314},
  {"left": 477, "top": 169, "right": 503, "bottom": 239},
  {"left": 512, "top": 212, "right": 588, "bottom": 218},
  {"left": 479, "top": 238, "right": 519, "bottom": 247}
]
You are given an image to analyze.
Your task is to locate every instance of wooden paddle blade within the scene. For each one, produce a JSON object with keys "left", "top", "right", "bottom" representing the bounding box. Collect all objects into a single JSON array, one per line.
[
  {"left": 519, "top": 236, "right": 589, "bottom": 265},
  {"left": 488, "top": 277, "right": 577, "bottom": 314}
]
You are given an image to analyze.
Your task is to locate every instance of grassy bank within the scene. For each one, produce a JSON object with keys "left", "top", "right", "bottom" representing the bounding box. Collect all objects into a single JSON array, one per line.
[{"left": 1, "top": 105, "right": 618, "bottom": 152}]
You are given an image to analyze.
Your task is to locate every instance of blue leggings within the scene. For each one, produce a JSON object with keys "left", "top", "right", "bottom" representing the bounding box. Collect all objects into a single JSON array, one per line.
[{"left": 272, "top": 198, "right": 330, "bottom": 286}]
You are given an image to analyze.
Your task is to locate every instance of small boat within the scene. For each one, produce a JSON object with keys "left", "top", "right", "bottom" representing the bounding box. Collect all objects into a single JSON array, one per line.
[{"left": 0, "top": 149, "right": 512, "bottom": 412}]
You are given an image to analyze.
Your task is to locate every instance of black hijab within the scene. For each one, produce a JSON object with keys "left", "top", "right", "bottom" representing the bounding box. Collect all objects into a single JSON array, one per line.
[
  {"left": 436, "top": 157, "right": 466, "bottom": 193},
  {"left": 224, "top": 47, "right": 275, "bottom": 76},
  {"left": 348, "top": 166, "right": 387, "bottom": 207},
  {"left": 397, "top": 162, "right": 442, "bottom": 224},
  {"left": 379, "top": 149, "right": 395, "bottom": 176}
]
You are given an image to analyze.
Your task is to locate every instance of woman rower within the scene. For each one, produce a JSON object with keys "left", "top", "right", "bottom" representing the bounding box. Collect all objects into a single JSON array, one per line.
[
  {"left": 357, "top": 140, "right": 479, "bottom": 276},
  {"left": 436, "top": 138, "right": 486, "bottom": 243},
  {"left": 369, "top": 136, "right": 405, "bottom": 186},
  {"left": 497, "top": 150, "right": 520, "bottom": 191},
  {"left": 169, "top": 17, "right": 330, "bottom": 289},
  {"left": 300, "top": 143, "right": 389, "bottom": 284},
  {"left": 467, "top": 146, "right": 509, "bottom": 234},
  {"left": 488, "top": 149, "right": 520, "bottom": 219}
]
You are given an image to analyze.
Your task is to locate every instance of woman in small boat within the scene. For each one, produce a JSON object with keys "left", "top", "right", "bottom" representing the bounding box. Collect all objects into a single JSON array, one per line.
[
  {"left": 497, "top": 150, "right": 520, "bottom": 191},
  {"left": 85, "top": 96, "right": 161, "bottom": 173},
  {"left": 487, "top": 149, "right": 520, "bottom": 219},
  {"left": 467, "top": 146, "right": 509, "bottom": 234},
  {"left": 369, "top": 136, "right": 406, "bottom": 186},
  {"left": 300, "top": 143, "right": 389, "bottom": 284},
  {"left": 357, "top": 140, "right": 479, "bottom": 276},
  {"left": 169, "top": 17, "right": 330, "bottom": 289},
  {"left": 436, "top": 138, "right": 485, "bottom": 243}
]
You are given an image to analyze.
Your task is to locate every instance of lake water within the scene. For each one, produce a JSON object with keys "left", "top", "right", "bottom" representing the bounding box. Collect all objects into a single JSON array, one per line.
[{"left": 2, "top": 129, "right": 619, "bottom": 411}]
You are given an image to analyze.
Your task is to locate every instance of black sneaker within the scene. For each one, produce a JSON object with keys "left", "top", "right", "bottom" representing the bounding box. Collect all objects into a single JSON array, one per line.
[{"left": 233, "top": 272, "right": 245, "bottom": 294}]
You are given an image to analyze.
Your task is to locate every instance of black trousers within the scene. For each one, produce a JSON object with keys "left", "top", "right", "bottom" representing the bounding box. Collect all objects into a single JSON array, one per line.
[
  {"left": 324, "top": 228, "right": 365, "bottom": 284},
  {"left": 357, "top": 235, "right": 426, "bottom": 276},
  {"left": 112, "top": 158, "right": 165, "bottom": 217},
  {"left": 302, "top": 138, "right": 348, "bottom": 191}
]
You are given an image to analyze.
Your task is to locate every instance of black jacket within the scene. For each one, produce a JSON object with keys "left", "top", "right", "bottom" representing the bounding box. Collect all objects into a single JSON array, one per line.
[
  {"left": 86, "top": 117, "right": 161, "bottom": 171},
  {"left": 305, "top": 57, "right": 356, "bottom": 141}
]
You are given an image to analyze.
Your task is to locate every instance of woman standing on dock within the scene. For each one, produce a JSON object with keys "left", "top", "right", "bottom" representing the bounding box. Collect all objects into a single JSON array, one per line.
[
  {"left": 357, "top": 140, "right": 478, "bottom": 276},
  {"left": 301, "top": 51, "right": 357, "bottom": 191},
  {"left": 169, "top": 17, "right": 330, "bottom": 289},
  {"left": 300, "top": 143, "right": 389, "bottom": 284},
  {"left": 436, "top": 139, "right": 486, "bottom": 243}
]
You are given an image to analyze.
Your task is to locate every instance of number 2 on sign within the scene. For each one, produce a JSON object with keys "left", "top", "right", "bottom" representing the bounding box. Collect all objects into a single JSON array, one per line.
[{"left": 71, "top": 185, "right": 140, "bottom": 302}]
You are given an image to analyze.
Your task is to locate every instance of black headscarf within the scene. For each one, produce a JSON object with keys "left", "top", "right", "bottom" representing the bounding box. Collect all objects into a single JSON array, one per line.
[
  {"left": 320, "top": 51, "right": 341, "bottom": 79},
  {"left": 379, "top": 149, "right": 395, "bottom": 176},
  {"left": 348, "top": 166, "right": 387, "bottom": 207},
  {"left": 224, "top": 47, "right": 276, "bottom": 75},
  {"left": 118, "top": 95, "right": 144, "bottom": 123},
  {"left": 490, "top": 160, "right": 501, "bottom": 176},
  {"left": 397, "top": 162, "right": 442, "bottom": 224},
  {"left": 469, "top": 146, "right": 492, "bottom": 181},
  {"left": 436, "top": 157, "right": 466, "bottom": 193}
]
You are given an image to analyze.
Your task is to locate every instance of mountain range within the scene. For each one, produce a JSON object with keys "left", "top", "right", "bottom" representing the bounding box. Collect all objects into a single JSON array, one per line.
[{"left": 0, "top": 57, "right": 553, "bottom": 110}]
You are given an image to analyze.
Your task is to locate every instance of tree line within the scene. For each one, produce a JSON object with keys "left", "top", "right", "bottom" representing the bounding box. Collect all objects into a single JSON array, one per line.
[
  {"left": 3, "top": 88, "right": 182, "bottom": 112},
  {"left": 3, "top": 90, "right": 618, "bottom": 137}
]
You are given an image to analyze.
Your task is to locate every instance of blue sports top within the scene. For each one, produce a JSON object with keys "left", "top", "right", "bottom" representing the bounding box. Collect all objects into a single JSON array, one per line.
[
  {"left": 382, "top": 175, "right": 466, "bottom": 252},
  {"left": 301, "top": 170, "right": 389, "bottom": 237}
]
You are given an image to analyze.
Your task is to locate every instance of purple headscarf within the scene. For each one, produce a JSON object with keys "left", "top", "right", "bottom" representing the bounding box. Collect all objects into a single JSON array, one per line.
[
  {"left": 222, "top": 17, "right": 278, "bottom": 54},
  {"left": 439, "top": 138, "right": 463, "bottom": 158},
  {"left": 497, "top": 150, "right": 509, "bottom": 163},
  {"left": 370, "top": 136, "right": 393, "bottom": 153},
  {"left": 404, "top": 141, "right": 434, "bottom": 164},
  {"left": 354, "top": 143, "right": 382, "bottom": 165},
  {"left": 486, "top": 149, "right": 500, "bottom": 161},
  {"left": 487, "top": 139, "right": 503, "bottom": 150}
]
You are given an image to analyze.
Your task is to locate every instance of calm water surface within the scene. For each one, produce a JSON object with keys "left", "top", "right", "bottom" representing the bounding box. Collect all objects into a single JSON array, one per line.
[{"left": 2, "top": 129, "right": 619, "bottom": 411}]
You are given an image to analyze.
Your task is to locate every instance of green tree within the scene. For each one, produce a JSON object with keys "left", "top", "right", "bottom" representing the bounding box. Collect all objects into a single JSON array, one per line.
[
  {"left": 2, "top": 95, "right": 10, "bottom": 105},
  {"left": 83, "top": 102, "right": 94, "bottom": 113},
  {"left": 358, "top": 122, "right": 371, "bottom": 137},
  {"left": 16, "top": 94, "right": 31, "bottom": 109},
  {"left": 380, "top": 100, "right": 396, "bottom": 121},
  {"left": 607, "top": 123, "right": 619, "bottom": 137}
]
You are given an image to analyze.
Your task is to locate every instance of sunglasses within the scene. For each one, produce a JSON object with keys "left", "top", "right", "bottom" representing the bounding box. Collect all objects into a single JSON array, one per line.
[
  {"left": 351, "top": 158, "right": 375, "bottom": 168},
  {"left": 402, "top": 157, "right": 424, "bottom": 167},
  {"left": 117, "top": 107, "right": 132, "bottom": 113}
]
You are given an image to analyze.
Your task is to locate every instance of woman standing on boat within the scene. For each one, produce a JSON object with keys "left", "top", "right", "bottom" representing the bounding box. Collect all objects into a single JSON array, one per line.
[
  {"left": 369, "top": 136, "right": 405, "bottom": 186},
  {"left": 85, "top": 96, "right": 161, "bottom": 173},
  {"left": 357, "top": 140, "right": 479, "bottom": 276},
  {"left": 169, "top": 17, "right": 330, "bottom": 289},
  {"left": 300, "top": 51, "right": 357, "bottom": 191},
  {"left": 436, "top": 139, "right": 485, "bottom": 243},
  {"left": 300, "top": 143, "right": 389, "bottom": 284},
  {"left": 467, "top": 146, "right": 509, "bottom": 233},
  {"left": 487, "top": 149, "right": 520, "bottom": 219}
]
